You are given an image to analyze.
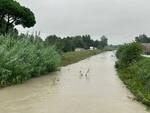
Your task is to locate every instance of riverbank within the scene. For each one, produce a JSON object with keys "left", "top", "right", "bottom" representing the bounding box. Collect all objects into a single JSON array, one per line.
[
  {"left": 117, "top": 57, "right": 150, "bottom": 107},
  {"left": 0, "top": 35, "right": 61, "bottom": 87},
  {"left": 61, "top": 49, "right": 103, "bottom": 66}
]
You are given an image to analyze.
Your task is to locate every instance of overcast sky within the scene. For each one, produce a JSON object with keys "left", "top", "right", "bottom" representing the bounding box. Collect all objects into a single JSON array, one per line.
[{"left": 17, "top": 0, "right": 150, "bottom": 44}]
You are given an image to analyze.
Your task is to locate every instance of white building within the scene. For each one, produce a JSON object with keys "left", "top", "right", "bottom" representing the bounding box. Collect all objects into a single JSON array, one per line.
[
  {"left": 89, "top": 46, "right": 97, "bottom": 50},
  {"left": 75, "top": 48, "right": 85, "bottom": 52}
]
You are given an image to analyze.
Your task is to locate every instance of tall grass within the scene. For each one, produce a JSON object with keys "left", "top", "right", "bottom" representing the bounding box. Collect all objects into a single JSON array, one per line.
[
  {"left": 0, "top": 35, "right": 61, "bottom": 87},
  {"left": 117, "top": 57, "right": 150, "bottom": 106},
  {"left": 61, "top": 50, "right": 102, "bottom": 66}
]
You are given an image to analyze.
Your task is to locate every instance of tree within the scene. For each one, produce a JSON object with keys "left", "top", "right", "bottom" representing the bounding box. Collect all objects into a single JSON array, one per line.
[
  {"left": 116, "top": 42, "right": 143, "bottom": 67},
  {"left": 0, "top": 0, "right": 36, "bottom": 34},
  {"left": 93, "top": 40, "right": 100, "bottom": 48},
  {"left": 72, "top": 36, "right": 84, "bottom": 48},
  {"left": 62, "top": 38, "right": 75, "bottom": 52},
  {"left": 45, "top": 35, "right": 61, "bottom": 45},
  {"left": 97, "top": 35, "right": 108, "bottom": 49},
  {"left": 135, "top": 34, "right": 150, "bottom": 43},
  {"left": 82, "top": 35, "right": 92, "bottom": 49},
  {"left": 45, "top": 34, "right": 109, "bottom": 52}
]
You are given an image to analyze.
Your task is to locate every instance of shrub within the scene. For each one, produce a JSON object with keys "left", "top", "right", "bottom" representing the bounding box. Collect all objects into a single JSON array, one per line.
[
  {"left": 116, "top": 42, "right": 143, "bottom": 67},
  {"left": 0, "top": 35, "right": 61, "bottom": 87}
]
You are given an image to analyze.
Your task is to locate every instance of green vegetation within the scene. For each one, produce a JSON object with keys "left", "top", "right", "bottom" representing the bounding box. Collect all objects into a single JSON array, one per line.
[
  {"left": 45, "top": 35, "right": 108, "bottom": 52},
  {"left": 117, "top": 57, "right": 150, "bottom": 106},
  {"left": 116, "top": 42, "right": 143, "bottom": 67},
  {"left": 0, "top": 0, "right": 36, "bottom": 34},
  {"left": 0, "top": 35, "right": 61, "bottom": 87},
  {"left": 0, "top": 34, "right": 108, "bottom": 87},
  {"left": 135, "top": 34, "right": 150, "bottom": 43},
  {"left": 116, "top": 42, "right": 150, "bottom": 107},
  {"left": 62, "top": 50, "right": 102, "bottom": 66}
]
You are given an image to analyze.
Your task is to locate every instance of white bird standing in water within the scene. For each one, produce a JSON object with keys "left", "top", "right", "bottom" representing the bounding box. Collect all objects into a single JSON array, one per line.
[
  {"left": 79, "top": 70, "right": 83, "bottom": 77},
  {"left": 85, "top": 68, "right": 90, "bottom": 77}
]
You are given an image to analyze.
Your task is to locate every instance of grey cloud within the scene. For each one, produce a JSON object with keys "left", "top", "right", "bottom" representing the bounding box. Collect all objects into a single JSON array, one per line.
[{"left": 17, "top": 0, "right": 150, "bottom": 44}]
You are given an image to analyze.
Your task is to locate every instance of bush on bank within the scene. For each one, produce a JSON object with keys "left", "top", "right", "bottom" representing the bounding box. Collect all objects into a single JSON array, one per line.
[
  {"left": 116, "top": 42, "right": 150, "bottom": 107},
  {"left": 0, "top": 35, "right": 61, "bottom": 87},
  {"left": 116, "top": 42, "right": 143, "bottom": 68}
]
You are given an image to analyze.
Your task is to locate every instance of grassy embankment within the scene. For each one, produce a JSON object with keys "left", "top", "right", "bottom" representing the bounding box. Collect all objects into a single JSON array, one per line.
[
  {"left": 61, "top": 49, "right": 103, "bottom": 66},
  {"left": 116, "top": 42, "right": 150, "bottom": 107},
  {"left": 117, "top": 57, "right": 150, "bottom": 107}
]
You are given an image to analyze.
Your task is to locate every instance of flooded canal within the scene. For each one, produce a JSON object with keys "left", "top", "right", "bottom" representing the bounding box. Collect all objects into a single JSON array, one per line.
[{"left": 0, "top": 51, "right": 148, "bottom": 113}]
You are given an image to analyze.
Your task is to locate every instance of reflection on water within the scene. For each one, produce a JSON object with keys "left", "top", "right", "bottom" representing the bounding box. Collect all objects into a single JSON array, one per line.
[{"left": 0, "top": 51, "right": 149, "bottom": 113}]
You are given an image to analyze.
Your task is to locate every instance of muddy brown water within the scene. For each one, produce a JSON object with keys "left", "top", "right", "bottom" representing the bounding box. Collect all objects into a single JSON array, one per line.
[{"left": 0, "top": 51, "right": 149, "bottom": 113}]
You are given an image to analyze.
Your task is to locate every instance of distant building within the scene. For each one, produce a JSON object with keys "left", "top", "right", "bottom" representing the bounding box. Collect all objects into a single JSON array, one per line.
[
  {"left": 90, "top": 47, "right": 94, "bottom": 50},
  {"left": 89, "top": 46, "right": 97, "bottom": 50},
  {"left": 75, "top": 48, "right": 85, "bottom": 52},
  {"left": 142, "top": 43, "right": 150, "bottom": 55}
]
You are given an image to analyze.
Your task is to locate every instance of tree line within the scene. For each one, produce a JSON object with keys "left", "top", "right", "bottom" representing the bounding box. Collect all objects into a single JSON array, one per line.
[
  {"left": 45, "top": 35, "right": 108, "bottom": 52},
  {"left": 135, "top": 34, "right": 150, "bottom": 43}
]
